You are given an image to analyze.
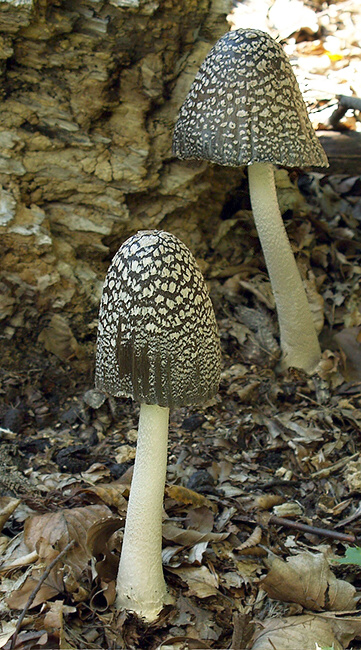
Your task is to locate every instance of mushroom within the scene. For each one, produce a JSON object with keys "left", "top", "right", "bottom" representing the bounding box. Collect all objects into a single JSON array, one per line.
[
  {"left": 173, "top": 28, "right": 329, "bottom": 373},
  {"left": 95, "top": 230, "right": 221, "bottom": 621}
]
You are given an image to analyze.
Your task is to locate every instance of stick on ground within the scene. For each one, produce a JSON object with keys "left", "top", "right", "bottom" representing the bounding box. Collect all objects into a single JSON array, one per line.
[{"left": 9, "top": 540, "right": 75, "bottom": 650}]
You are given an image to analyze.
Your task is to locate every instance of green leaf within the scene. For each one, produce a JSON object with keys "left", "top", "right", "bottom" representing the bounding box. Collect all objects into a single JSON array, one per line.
[{"left": 334, "top": 546, "right": 361, "bottom": 566}]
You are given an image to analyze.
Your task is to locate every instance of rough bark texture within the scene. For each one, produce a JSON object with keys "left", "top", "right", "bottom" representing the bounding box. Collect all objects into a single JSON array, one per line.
[{"left": 0, "top": 0, "right": 233, "bottom": 358}]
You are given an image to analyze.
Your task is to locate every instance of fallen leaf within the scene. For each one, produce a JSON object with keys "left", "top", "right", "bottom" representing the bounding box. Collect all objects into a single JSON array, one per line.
[
  {"left": 334, "top": 327, "right": 361, "bottom": 380},
  {"left": 0, "top": 498, "right": 20, "bottom": 534},
  {"left": 165, "top": 486, "right": 214, "bottom": 511},
  {"left": 6, "top": 505, "right": 112, "bottom": 609},
  {"left": 115, "top": 444, "right": 136, "bottom": 464},
  {"left": 250, "top": 615, "right": 343, "bottom": 650},
  {"left": 344, "top": 458, "right": 361, "bottom": 491},
  {"left": 234, "top": 558, "right": 263, "bottom": 586},
  {"left": 90, "top": 579, "right": 117, "bottom": 610},
  {"left": 272, "top": 501, "right": 304, "bottom": 517},
  {"left": 38, "top": 314, "right": 81, "bottom": 361},
  {"left": 76, "top": 483, "right": 128, "bottom": 514},
  {"left": 87, "top": 516, "right": 122, "bottom": 582},
  {"left": 3, "top": 630, "right": 48, "bottom": 650},
  {"left": 261, "top": 551, "right": 357, "bottom": 611},
  {"left": 158, "top": 637, "right": 211, "bottom": 649},
  {"left": 168, "top": 565, "right": 219, "bottom": 598},
  {"left": 185, "top": 506, "right": 214, "bottom": 534},
  {"left": 187, "top": 542, "right": 208, "bottom": 565},
  {"left": 253, "top": 494, "right": 285, "bottom": 510},
  {"left": 0, "top": 550, "right": 38, "bottom": 573},
  {"left": 0, "top": 622, "right": 17, "bottom": 649},
  {"left": 171, "top": 595, "right": 223, "bottom": 641},
  {"left": 162, "top": 523, "right": 229, "bottom": 547},
  {"left": 43, "top": 599, "right": 76, "bottom": 647},
  {"left": 236, "top": 526, "right": 262, "bottom": 551}
]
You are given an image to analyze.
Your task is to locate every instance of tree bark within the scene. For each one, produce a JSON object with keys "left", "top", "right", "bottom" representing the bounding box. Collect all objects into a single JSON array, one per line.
[{"left": 0, "top": 0, "right": 232, "bottom": 337}]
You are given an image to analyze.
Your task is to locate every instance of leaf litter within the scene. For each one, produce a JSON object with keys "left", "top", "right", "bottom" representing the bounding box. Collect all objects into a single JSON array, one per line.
[{"left": 2, "top": 1, "right": 361, "bottom": 648}]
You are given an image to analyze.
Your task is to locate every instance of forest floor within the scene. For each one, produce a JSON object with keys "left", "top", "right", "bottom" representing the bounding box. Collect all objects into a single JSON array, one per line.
[{"left": 1, "top": 0, "right": 361, "bottom": 649}]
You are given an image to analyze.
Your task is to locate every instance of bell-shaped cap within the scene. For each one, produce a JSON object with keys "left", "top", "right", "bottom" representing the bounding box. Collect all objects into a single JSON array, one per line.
[
  {"left": 173, "top": 28, "right": 328, "bottom": 169},
  {"left": 95, "top": 230, "right": 221, "bottom": 409}
]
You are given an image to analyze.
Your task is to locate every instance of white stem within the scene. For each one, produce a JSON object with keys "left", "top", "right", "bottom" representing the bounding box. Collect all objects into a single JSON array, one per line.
[
  {"left": 248, "top": 162, "right": 321, "bottom": 373},
  {"left": 116, "top": 403, "right": 169, "bottom": 621}
]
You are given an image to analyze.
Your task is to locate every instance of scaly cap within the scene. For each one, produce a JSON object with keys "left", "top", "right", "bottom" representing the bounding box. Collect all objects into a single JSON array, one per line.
[
  {"left": 95, "top": 230, "right": 221, "bottom": 409},
  {"left": 173, "top": 28, "right": 328, "bottom": 169}
]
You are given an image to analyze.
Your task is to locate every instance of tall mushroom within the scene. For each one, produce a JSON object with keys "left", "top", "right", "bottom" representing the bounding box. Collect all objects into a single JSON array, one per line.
[
  {"left": 95, "top": 230, "right": 221, "bottom": 621},
  {"left": 173, "top": 28, "right": 329, "bottom": 373}
]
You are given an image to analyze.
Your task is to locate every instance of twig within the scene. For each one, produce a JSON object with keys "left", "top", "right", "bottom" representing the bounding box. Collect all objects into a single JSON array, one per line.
[
  {"left": 310, "top": 453, "right": 359, "bottom": 479},
  {"left": 334, "top": 502, "right": 361, "bottom": 529},
  {"left": 10, "top": 540, "right": 75, "bottom": 650},
  {"left": 269, "top": 515, "right": 356, "bottom": 544},
  {"left": 329, "top": 94, "right": 361, "bottom": 129},
  {"left": 338, "top": 95, "right": 361, "bottom": 111}
]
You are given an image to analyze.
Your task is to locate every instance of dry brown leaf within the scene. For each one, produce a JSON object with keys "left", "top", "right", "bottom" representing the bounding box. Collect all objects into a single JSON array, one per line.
[
  {"left": 87, "top": 516, "right": 122, "bottom": 582},
  {"left": 172, "top": 594, "right": 223, "bottom": 642},
  {"left": 253, "top": 494, "right": 284, "bottom": 510},
  {"left": 76, "top": 483, "right": 128, "bottom": 514},
  {"left": 334, "top": 327, "right": 361, "bottom": 380},
  {"left": 6, "top": 548, "right": 61, "bottom": 610},
  {"left": 187, "top": 542, "right": 208, "bottom": 565},
  {"left": 251, "top": 614, "right": 343, "bottom": 650},
  {"left": 3, "top": 630, "right": 49, "bottom": 650},
  {"left": 43, "top": 600, "right": 64, "bottom": 638},
  {"left": 273, "top": 501, "right": 304, "bottom": 517},
  {"left": 185, "top": 506, "right": 214, "bottom": 534},
  {"left": 165, "top": 485, "right": 214, "bottom": 511},
  {"left": 319, "top": 612, "right": 361, "bottom": 647},
  {"left": 162, "top": 523, "right": 229, "bottom": 547},
  {"left": 168, "top": 565, "right": 219, "bottom": 598},
  {"left": 43, "top": 599, "right": 75, "bottom": 647},
  {"left": 6, "top": 505, "right": 112, "bottom": 609},
  {"left": 38, "top": 314, "right": 81, "bottom": 361},
  {"left": 0, "top": 550, "right": 39, "bottom": 573},
  {"left": 234, "top": 557, "right": 263, "bottom": 585},
  {"left": 90, "top": 579, "right": 117, "bottom": 610},
  {"left": 24, "top": 505, "right": 112, "bottom": 577},
  {"left": 236, "top": 525, "right": 262, "bottom": 551},
  {"left": 158, "top": 637, "right": 211, "bottom": 649},
  {"left": 261, "top": 551, "right": 357, "bottom": 611},
  {"left": 0, "top": 498, "right": 20, "bottom": 535},
  {"left": 0, "top": 621, "right": 18, "bottom": 649},
  {"left": 345, "top": 458, "right": 361, "bottom": 491}
]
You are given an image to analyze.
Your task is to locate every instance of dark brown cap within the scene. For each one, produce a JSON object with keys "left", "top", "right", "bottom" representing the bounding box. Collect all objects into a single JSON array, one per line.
[
  {"left": 173, "top": 28, "right": 328, "bottom": 169},
  {"left": 95, "top": 230, "right": 221, "bottom": 409}
]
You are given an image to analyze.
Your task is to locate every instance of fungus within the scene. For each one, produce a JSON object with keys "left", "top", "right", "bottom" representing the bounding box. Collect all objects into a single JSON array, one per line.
[
  {"left": 173, "top": 28, "right": 329, "bottom": 373},
  {"left": 95, "top": 230, "right": 221, "bottom": 621}
]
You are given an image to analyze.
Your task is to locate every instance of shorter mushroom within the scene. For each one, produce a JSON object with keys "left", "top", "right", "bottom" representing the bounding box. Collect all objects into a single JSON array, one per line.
[
  {"left": 95, "top": 230, "right": 221, "bottom": 621},
  {"left": 173, "top": 28, "right": 329, "bottom": 373}
]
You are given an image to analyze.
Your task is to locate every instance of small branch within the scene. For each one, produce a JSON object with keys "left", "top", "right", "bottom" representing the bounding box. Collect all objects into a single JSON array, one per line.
[
  {"left": 338, "top": 95, "right": 361, "bottom": 111},
  {"left": 328, "top": 104, "right": 348, "bottom": 129},
  {"left": 310, "top": 453, "right": 359, "bottom": 479},
  {"left": 329, "top": 94, "right": 361, "bottom": 129},
  {"left": 269, "top": 515, "right": 356, "bottom": 544},
  {"left": 10, "top": 540, "right": 75, "bottom": 650}
]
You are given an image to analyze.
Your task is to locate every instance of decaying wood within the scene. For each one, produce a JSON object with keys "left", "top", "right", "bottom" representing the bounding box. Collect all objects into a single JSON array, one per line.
[
  {"left": 0, "top": 0, "right": 233, "bottom": 325},
  {"left": 317, "top": 130, "right": 361, "bottom": 176}
]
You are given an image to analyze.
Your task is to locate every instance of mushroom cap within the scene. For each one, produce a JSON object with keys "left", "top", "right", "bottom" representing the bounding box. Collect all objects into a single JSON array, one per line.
[
  {"left": 173, "top": 28, "right": 328, "bottom": 169},
  {"left": 95, "top": 230, "right": 221, "bottom": 409}
]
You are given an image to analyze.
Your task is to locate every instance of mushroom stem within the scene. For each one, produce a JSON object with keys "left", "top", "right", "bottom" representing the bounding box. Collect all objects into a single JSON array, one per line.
[
  {"left": 116, "top": 403, "right": 169, "bottom": 621},
  {"left": 248, "top": 162, "right": 321, "bottom": 373}
]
